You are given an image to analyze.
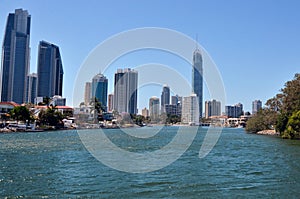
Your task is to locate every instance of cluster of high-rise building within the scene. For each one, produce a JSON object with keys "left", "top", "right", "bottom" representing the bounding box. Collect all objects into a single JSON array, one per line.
[
  {"left": 146, "top": 85, "right": 182, "bottom": 122},
  {"left": 83, "top": 45, "right": 204, "bottom": 125},
  {"left": 84, "top": 68, "right": 138, "bottom": 115},
  {"left": 0, "top": 9, "right": 65, "bottom": 105}
]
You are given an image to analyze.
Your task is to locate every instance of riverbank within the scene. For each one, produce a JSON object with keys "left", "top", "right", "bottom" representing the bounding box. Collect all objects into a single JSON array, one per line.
[{"left": 256, "top": 129, "right": 280, "bottom": 136}]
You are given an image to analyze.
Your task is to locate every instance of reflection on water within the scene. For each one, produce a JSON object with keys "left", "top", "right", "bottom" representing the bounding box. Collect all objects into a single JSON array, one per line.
[{"left": 1, "top": 127, "right": 300, "bottom": 198}]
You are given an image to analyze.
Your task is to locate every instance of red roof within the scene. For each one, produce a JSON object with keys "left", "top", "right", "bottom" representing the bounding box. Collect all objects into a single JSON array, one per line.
[
  {"left": 35, "top": 105, "right": 73, "bottom": 109},
  {"left": 0, "top": 101, "right": 20, "bottom": 107}
]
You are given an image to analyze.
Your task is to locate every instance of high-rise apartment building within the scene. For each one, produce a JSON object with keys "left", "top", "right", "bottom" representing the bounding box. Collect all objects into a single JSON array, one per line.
[
  {"left": 192, "top": 48, "right": 203, "bottom": 118},
  {"left": 1, "top": 9, "right": 31, "bottom": 104},
  {"left": 181, "top": 94, "right": 199, "bottom": 125},
  {"left": 225, "top": 103, "right": 243, "bottom": 118},
  {"left": 25, "top": 73, "right": 37, "bottom": 104},
  {"left": 149, "top": 96, "right": 160, "bottom": 121},
  {"left": 252, "top": 100, "right": 262, "bottom": 114},
  {"left": 37, "top": 41, "right": 63, "bottom": 98},
  {"left": 161, "top": 85, "right": 170, "bottom": 113},
  {"left": 113, "top": 68, "right": 138, "bottom": 114},
  {"left": 84, "top": 82, "right": 91, "bottom": 105},
  {"left": 108, "top": 93, "right": 114, "bottom": 112},
  {"left": 141, "top": 107, "right": 149, "bottom": 118},
  {"left": 92, "top": 73, "right": 108, "bottom": 111},
  {"left": 205, "top": 99, "right": 221, "bottom": 118}
]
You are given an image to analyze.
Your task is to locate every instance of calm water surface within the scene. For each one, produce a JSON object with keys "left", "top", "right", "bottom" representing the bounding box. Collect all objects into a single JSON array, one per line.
[{"left": 1, "top": 127, "right": 300, "bottom": 198}]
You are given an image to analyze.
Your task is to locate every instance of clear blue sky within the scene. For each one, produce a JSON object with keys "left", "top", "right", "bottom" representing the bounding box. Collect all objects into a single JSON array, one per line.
[{"left": 1, "top": 0, "right": 299, "bottom": 113}]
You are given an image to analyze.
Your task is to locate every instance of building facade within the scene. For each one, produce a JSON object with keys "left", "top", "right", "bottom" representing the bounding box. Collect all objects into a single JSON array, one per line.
[
  {"left": 181, "top": 94, "right": 199, "bottom": 125},
  {"left": 225, "top": 103, "right": 243, "bottom": 118},
  {"left": 161, "top": 85, "right": 170, "bottom": 113},
  {"left": 25, "top": 73, "right": 37, "bottom": 104},
  {"left": 1, "top": 9, "right": 31, "bottom": 104},
  {"left": 51, "top": 95, "right": 66, "bottom": 106},
  {"left": 205, "top": 99, "right": 221, "bottom": 118},
  {"left": 252, "top": 100, "right": 262, "bottom": 114},
  {"left": 92, "top": 73, "right": 108, "bottom": 111},
  {"left": 192, "top": 48, "right": 203, "bottom": 118},
  {"left": 37, "top": 41, "right": 63, "bottom": 98},
  {"left": 141, "top": 107, "right": 149, "bottom": 118},
  {"left": 108, "top": 93, "right": 114, "bottom": 112},
  {"left": 84, "top": 82, "right": 91, "bottom": 105},
  {"left": 113, "top": 68, "right": 138, "bottom": 114},
  {"left": 149, "top": 96, "right": 160, "bottom": 121},
  {"left": 165, "top": 103, "right": 182, "bottom": 117}
]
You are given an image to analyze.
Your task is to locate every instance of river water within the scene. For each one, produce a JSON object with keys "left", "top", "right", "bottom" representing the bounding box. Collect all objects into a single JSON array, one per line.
[{"left": 1, "top": 127, "right": 300, "bottom": 198}]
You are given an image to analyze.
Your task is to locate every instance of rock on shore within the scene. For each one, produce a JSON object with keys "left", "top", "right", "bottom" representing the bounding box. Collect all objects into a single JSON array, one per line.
[{"left": 257, "top": 129, "right": 279, "bottom": 136}]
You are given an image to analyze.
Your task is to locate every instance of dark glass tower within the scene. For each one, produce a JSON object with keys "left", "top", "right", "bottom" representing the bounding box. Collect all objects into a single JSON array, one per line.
[
  {"left": 92, "top": 73, "right": 108, "bottom": 111},
  {"left": 25, "top": 73, "right": 37, "bottom": 103},
  {"left": 37, "top": 41, "right": 64, "bottom": 98},
  {"left": 0, "top": 9, "right": 31, "bottom": 104},
  {"left": 192, "top": 48, "right": 203, "bottom": 118},
  {"left": 161, "top": 85, "right": 170, "bottom": 113}
]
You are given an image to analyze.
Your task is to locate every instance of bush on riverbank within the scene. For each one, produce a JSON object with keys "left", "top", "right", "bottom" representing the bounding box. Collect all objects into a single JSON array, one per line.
[
  {"left": 245, "top": 109, "right": 277, "bottom": 133},
  {"left": 246, "top": 73, "right": 300, "bottom": 139}
]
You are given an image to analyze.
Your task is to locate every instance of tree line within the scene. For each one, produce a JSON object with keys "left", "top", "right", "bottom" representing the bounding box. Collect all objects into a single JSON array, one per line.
[{"left": 246, "top": 73, "right": 300, "bottom": 139}]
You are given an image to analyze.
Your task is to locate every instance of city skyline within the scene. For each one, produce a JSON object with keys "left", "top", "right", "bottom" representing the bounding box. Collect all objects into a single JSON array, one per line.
[{"left": 0, "top": 1, "right": 300, "bottom": 112}]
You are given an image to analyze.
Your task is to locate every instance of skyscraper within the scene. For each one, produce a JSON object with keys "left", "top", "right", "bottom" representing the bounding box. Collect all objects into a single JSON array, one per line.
[
  {"left": 84, "top": 82, "right": 91, "bottom": 105},
  {"left": 37, "top": 41, "right": 64, "bottom": 98},
  {"left": 225, "top": 103, "right": 243, "bottom": 118},
  {"left": 1, "top": 9, "right": 31, "bottom": 104},
  {"left": 92, "top": 73, "right": 108, "bottom": 111},
  {"left": 142, "top": 107, "right": 149, "bottom": 118},
  {"left": 192, "top": 48, "right": 203, "bottom": 118},
  {"left": 252, "top": 100, "right": 262, "bottom": 115},
  {"left": 205, "top": 99, "right": 221, "bottom": 118},
  {"left": 25, "top": 73, "right": 37, "bottom": 104},
  {"left": 108, "top": 93, "right": 114, "bottom": 112},
  {"left": 149, "top": 96, "right": 160, "bottom": 121},
  {"left": 181, "top": 94, "right": 199, "bottom": 125},
  {"left": 161, "top": 85, "right": 170, "bottom": 113},
  {"left": 114, "top": 68, "right": 138, "bottom": 114}
]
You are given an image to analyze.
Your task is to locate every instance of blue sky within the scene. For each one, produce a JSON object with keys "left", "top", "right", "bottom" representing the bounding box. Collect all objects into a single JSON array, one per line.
[{"left": 0, "top": 0, "right": 299, "bottom": 113}]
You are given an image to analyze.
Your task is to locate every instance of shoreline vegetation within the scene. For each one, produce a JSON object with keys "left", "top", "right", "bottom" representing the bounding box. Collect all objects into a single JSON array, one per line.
[{"left": 245, "top": 73, "right": 300, "bottom": 139}]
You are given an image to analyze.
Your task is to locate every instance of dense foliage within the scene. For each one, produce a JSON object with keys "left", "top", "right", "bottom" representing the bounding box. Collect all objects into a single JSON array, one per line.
[
  {"left": 245, "top": 109, "right": 277, "bottom": 133},
  {"left": 38, "top": 105, "right": 63, "bottom": 127},
  {"left": 10, "top": 106, "right": 31, "bottom": 124},
  {"left": 246, "top": 74, "right": 300, "bottom": 139}
]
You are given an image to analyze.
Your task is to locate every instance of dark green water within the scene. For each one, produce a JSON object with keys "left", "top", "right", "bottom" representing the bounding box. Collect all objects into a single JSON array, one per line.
[{"left": 1, "top": 127, "right": 300, "bottom": 198}]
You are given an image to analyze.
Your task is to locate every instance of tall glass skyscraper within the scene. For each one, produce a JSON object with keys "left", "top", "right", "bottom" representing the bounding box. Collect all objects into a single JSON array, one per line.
[
  {"left": 92, "top": 73, "right": 108, "bottom": 111},
  {"left": 37, "top": 41, "right": 64, "bottom": 98},
  {"left": 161, "top": 85, "right": 170, "bottom": 113},
  {"left": 192, "top": 48, "right": 203, "bottom": 118},
  {"left": 0, "top": 9, "right": 31, "bottom": 104},
  {"left": 114, "top": 68, "right": 138, "bottom": 114},
  {"left": 25, "top": 73, "right": 37, "bottom": 104}
]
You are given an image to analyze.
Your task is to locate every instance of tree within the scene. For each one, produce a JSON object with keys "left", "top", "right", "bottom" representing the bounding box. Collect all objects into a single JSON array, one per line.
[
  {"left": 282, "top": 110, "right": 300, "bottom": 139},
  {"left": 90, "top": 97, "right": 105, "bottom": 123},
  {"left": 38, "top": 105, "right": 63, "bottom": 127},
  {"left": 245, "top": 109, "right": 277, "bottom": 133},
  {"left": 10, "top": 106, "right": 31, "bottom": 124},
  {"left": 247, "top": 73, "right": 300, "bottom": 138}
]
